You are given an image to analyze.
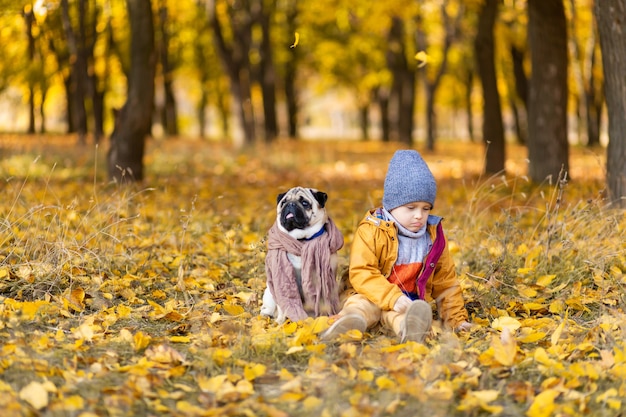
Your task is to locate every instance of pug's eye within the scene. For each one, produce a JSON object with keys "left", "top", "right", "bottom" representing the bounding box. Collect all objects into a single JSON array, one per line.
[{"left": 300, "top": 198, "right": 310, "bottom": 208}]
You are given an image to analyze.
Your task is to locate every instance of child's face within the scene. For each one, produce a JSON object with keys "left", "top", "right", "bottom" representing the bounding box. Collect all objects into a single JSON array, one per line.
[{"left": 389, "top": 201, "right": 432, "bottom": 232}]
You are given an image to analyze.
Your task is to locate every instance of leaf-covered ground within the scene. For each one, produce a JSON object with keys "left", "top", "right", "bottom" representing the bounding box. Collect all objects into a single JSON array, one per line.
[{"left": 1, "top": 136, "right": 625, "bottom": 417}]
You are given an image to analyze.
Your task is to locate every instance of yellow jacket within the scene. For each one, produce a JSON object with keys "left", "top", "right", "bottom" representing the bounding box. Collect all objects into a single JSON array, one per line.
[{"left": 348, "top": 208, "right": 468, "bottom": 329}]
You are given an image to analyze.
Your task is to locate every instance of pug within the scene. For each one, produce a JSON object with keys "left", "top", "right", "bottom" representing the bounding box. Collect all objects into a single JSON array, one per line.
[{"left": 261, "top": 187, "right": 343, "bottom": 323}]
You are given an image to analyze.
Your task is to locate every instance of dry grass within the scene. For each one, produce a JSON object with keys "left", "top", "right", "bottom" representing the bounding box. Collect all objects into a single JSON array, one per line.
[{"left": 1, "top": 135, "right": 624, "bottom": 416}]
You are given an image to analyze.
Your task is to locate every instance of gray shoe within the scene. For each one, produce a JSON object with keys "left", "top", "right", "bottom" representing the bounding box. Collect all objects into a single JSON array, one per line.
[
  {"left": 321, "top": 314, "right": 367, "bottom": 340},
  {"left": 400, "top": 300, "right": 432, "bottom": 343}
]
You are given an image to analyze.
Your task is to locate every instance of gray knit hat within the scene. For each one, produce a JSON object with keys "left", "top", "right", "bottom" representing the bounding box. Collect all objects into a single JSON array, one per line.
[{"left": 383, "top": 150, "right": 437, "bottom": 210}]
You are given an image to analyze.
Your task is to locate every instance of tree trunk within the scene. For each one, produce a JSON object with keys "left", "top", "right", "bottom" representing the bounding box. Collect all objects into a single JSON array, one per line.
[
  {"left": 358, "top": 104, "right": 369, "bottom": 140},
  {"left": 595, "top": 0, "right": 626, "bottom": 207},
  {"left": 158, "top": 4, "right": 179, "bottom": 137},
  {"left": 88, "top": 4, "right": 104, "bottom": 143},
  {"left": 107, "top": 0, "right": 155, "bottom": 182},
  {"left": 376, "top": 87, "right": 391, "bottom": 142},
  {"left": 527, "top": 0, "right": 569, "bottom": 183},
  {"left": 511, "top": 45, "right": 529, "bottom": 109},
  {"left": 198, "top": 90, "right": 208, "bottom": 139},
  {"left": 284, "top": 0, "right": 299, "bottom": 139},
  {"left": 475, "top": 0, "right": 506, "bottom": 174},
  {"left": 39, "top": 89, "right": 47, "bottom": 133},
  {"left": 465, "top": 69, "right": 475, "bottom": 142},
  {"left": 510, "top": 45, "right": 528, "bottom": 144},
  {"left": 509, "top": 95, "right": 527, "bottom": 145},
  {"left": 387, "top": 17, "right": 415, "bottom": 145},
  {"left": 64, "top": 75, "right": 75, "bottom": 132},
  {"left": 420, "top": 1, "right": 461, "bottom": 151},
  {"left": 258, "top": 0, "right": 278, "bottom": 142},
  {"left": 61, "top": 0, "right": 89, "bottom": 145},
  {"left": 586, "top": 34, "right": 603, "bottom": 147},
  {"left": 210, "top": 0, "right": 256, "bottom": 145},
  {"left": 23, "top": 7, "right": 36, "bottom": 134},
  {"left": 284, "top": 55, "right": 298, "bottom": 139}
]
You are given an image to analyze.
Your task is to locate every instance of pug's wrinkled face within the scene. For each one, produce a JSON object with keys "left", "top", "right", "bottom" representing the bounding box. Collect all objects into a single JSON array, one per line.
[{"left": 276, "top": 187, "right": 328, "bottom": 240}]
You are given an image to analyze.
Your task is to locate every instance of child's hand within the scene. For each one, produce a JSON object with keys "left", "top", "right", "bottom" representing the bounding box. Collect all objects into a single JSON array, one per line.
[
  {"left": 393, "top": 296, "right": 413, "bottom": 313},
  {"left": 456, "top": 321, "right": 472, "bottom": 332}
]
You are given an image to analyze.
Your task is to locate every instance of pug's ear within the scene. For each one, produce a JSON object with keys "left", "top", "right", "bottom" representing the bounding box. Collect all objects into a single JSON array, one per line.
[
  {"left": 277, "top": 192, "right": 287, "bottom": 205},
  {"left": 311, "top": 190, "right": 328, "bottom": 208}
]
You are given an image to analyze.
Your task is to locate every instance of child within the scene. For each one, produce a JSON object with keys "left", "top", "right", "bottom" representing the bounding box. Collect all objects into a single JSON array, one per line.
[{"left": 322, "top": 150, "right": 471, "bottom": 343}]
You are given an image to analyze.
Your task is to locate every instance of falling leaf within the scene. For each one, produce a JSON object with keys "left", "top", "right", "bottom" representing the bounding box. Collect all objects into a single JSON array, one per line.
[
  {"left": 415, "top": 51, "right": 429, "bottom": 68},
  {"left": 290, "top": 32, "right": 299, "bottom": 48}
]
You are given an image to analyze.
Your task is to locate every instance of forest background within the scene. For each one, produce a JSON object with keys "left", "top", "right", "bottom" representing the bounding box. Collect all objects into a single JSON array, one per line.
[
  {"left": 0, "top": 0, "right": 624, "bottom": 201},
  {"left": 1, "top": 0, "right": 626, "bottom": 416}
]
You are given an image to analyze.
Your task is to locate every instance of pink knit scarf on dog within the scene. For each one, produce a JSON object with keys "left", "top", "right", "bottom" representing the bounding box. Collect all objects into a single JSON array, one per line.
[{"left": 265, "top": 218, "right": 344, "bottom": 322}]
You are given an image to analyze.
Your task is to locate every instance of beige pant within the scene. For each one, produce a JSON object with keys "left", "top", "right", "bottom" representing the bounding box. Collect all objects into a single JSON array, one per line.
[{"left": 339, "top": 294, "right": 406, "bottom": 337}]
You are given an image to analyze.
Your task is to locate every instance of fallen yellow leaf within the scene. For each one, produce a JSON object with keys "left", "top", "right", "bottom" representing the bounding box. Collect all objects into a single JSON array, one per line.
[
  {"left": 358, "top": 369, "right": 374, "bottom": 382},
  {"left": 145, "top": 344, "right": 185, "bottom": 364},
  {"left": 491, "top": 316, "right": 521, "bottom": 332},
  {"left": 212, "top": 348, "right": 232, "bottom": 365},
  {"left": 376, "top": 376, "right": 395, "bottom": 390},
  {"left": 526, "top": 389, "right": 559, "bottom": 417},
  {"left": 197, "top": 374, "right": 228, "bottom": 393},
  {"left": 19, "top": 381, "right": 49, "bottom": 410},
  {"left": 286, "top": 346, "right": 304, "bottom": 355},
  {"left": 491, "top": 328, "right": 517, "bottom": 367},
  {"left": 134, "top": 331, "right": 152, "bottom": 351},
  {"left": 169, "top": 335, "right": 190, "bottom": 343},
  {"left": 68, "top": 287, "right": 86, "bottom": 312},
  {"left": 244, "top": 363, "right": 267, "bottom": 381},
  {"left": 536, "top": 274, "right": 556, "bottom": 287},
  {"left": 222, "top": 303, "right": 245, "bottom": 316},
  {"left": 551, "top": 321, "right": 565, "bottom": 346}
]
